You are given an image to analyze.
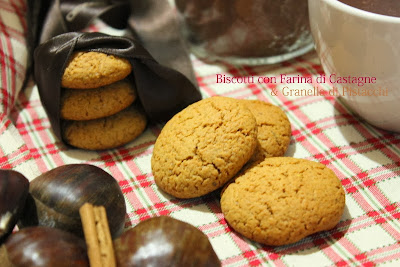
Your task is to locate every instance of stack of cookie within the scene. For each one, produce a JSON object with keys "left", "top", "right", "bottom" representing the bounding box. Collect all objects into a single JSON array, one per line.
[
  {"left": 60, "top": 51, "right": 147, "bottom": 150},
  {"left": 151, "top": 96, "right": 345, "bottom": 246}
]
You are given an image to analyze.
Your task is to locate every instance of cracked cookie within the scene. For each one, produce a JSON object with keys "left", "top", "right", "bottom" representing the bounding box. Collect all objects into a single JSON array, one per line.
[
  {"left": 61, "top": 80, "right": 137, "bottom": 121},
  {"left": 61, "top": 51, "right": 132, "bottom": 89},
  {"left": 241, "top": 100, "right": 291, "bottom": 162},
  {"left": 221, "top": 157, "right": 345, "bottom": 246},
  {"left": 62, "top": 105, "right": 147, "bottom": 150},
  {"left": 151, "top": 96, "right": 258, "bottom": 199}
]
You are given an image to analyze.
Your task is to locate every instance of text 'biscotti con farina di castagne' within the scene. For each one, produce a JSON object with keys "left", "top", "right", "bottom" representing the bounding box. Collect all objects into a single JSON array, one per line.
[{"left": 216, "top": 74, "right": 389, "bottom": 97}]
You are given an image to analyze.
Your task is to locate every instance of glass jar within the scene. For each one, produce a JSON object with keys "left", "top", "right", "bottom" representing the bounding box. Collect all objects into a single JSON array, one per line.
[{"left": 175, "top": 0, "right": 313, "bottom": 65}]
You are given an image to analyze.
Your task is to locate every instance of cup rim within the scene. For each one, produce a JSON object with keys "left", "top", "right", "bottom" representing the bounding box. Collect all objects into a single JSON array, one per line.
[{"left": 323, "top": 0, "right": 400, "bottom": 22}]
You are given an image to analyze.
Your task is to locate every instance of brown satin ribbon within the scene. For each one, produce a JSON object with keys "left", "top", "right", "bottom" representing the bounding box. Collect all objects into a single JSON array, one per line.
[
  {"left": 33, "top": 0, "right": 198, "bottom": 86},
  {"left": 39, "top": 0, "right": 130, "bottom": 43},
  {"left": 128, "top": 0, "right": 197, "bottom": 84},
  {"left": 34, "top": 32, "right": 202, "bottom": 142}
]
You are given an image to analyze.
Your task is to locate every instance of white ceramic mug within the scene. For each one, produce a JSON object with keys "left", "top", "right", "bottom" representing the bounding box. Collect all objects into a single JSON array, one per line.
[{"left": 309, "top": 0, "right": 400, "bottom": 133}]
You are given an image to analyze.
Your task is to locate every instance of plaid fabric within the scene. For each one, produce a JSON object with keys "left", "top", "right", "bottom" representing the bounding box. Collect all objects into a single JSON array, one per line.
[
  {"left": 1, "top": 0, "right": 400, "bottom": 266},
  {"left": 0, "top": 0, "right": 41, "bottom": 178}
]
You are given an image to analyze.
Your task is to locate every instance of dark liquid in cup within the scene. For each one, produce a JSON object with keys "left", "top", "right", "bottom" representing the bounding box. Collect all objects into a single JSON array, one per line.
[{"left": 338, "top": 0, "right": 400, "bottom": 18}]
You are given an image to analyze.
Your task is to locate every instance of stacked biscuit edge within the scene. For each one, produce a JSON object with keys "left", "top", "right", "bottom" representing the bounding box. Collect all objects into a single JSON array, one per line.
[{"left": 60, "top": 51, "right": 147, "bottom": 150}]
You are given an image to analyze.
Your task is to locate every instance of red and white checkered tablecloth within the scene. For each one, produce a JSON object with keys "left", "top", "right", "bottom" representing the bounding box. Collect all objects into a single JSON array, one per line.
[{"left": 1, "top": 0, "right": 400, "bottom": 266}]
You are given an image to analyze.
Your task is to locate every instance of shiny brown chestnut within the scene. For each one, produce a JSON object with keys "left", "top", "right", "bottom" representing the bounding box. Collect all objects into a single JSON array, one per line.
[
  {"left": 114, "top": 216, "right": 221, "bottom": 267},
  {"left": 0, "top": 226, "right": 89, "bottom": 267},
  {"left": 19, "top": 164, "right": 126, "bottom": 239},
  {"left": 0, "top": 169, "right": 29, "bottom": 243}
]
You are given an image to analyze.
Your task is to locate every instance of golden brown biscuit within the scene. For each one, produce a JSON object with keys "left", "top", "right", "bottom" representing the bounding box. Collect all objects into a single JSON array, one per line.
[
  {"left": 61, "top": 52, "right": 132, "bottom": 89},
  {"left": 63, "top": 106, "right": 147, "bottom": 150},
  {"left": 241, "top": 100, "right": 291, "bottom": 162},
  {"left": 61, "top": 80, "right": 137, "bottom": 121},
  {"left": 221, "top": 157, "right": 345, "bottom": 246},
  {"left": 151, "top": 96, "right": 258, "bottom": 199}
]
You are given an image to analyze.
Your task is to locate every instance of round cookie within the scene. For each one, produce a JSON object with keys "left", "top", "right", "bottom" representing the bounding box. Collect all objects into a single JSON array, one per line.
[
  {"left": 61, "top": 80, "right": 137, "bottom": 121},
  {"left": 62, "top": 106, "right": 147, "bottom": 150},
  {"left": 241, "top": 100, "right": 291, "bottom": 162},
  {"left": 221, "top": 157, "right": 345, "bottom": 246},
  {"left": 61, "top": 51, "right": 132, "bottom": 89},
  {"left": 151, "top": 96, "right": 258, "bottom": 199}
]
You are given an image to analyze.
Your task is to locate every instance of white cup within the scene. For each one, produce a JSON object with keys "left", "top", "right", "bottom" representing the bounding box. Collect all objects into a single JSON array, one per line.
[{"left": 309, "top": 0, "right": 400, "bottom": 133}]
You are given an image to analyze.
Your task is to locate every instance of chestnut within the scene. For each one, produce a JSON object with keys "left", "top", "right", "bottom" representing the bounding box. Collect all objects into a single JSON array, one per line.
[
  {"left": 0, "top": 226, "right": 89, "bottom": 267},
  {"left": 0, "top": 169, "right": 29, "bottom": 243},
  {"left": 114, "top": 216, "right": 221, "bottom": 267},
  {"left": 19, "top": 164, "right": 126, "bottom": 239}
]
